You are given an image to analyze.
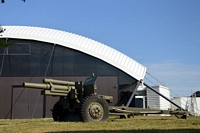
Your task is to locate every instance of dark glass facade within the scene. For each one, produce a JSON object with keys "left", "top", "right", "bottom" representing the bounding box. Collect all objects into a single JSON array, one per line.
[{"left": 0, "top": 38, "right": 138, "bottom": 119}]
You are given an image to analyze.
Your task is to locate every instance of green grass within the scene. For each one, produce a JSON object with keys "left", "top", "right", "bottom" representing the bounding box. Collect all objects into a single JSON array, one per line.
[{"left": 0, "top": 116, "right": 200, "bottom": 133}]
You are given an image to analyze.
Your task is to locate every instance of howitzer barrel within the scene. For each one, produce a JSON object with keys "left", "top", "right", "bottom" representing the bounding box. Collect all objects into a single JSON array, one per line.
[
  {"left": 43, "top": 78, "right": 75, "bottom": 86},
  {"left": 23, "top": 82, "right": 51, "bottom": 90}
]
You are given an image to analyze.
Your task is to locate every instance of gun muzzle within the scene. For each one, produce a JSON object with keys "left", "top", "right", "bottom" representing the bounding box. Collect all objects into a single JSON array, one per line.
[{"left": 23, "top": 82, "right": 51, "bottom": 90}]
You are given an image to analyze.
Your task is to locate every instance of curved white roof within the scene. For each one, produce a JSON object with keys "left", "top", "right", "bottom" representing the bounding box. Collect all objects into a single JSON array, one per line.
[{"left": 0, "top": 26, "right": 146, "bottom": 81}]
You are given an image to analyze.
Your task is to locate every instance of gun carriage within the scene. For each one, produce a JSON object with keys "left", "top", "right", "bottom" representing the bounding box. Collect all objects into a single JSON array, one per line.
[{"left": 23, "top": 74, "right": 189, "bottom": 122}]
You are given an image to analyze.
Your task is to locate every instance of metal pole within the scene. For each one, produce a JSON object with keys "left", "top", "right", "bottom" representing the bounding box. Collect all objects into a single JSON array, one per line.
[
  {"left": 31, "top": 44, "right": 56, "bottom": 119},
  {"left": 126, "top": 81, "right": 141, "bottom": 107},
  {"left": 43, "top": 44, "right": 56, "bottom": 118},
  {"left": 0, "top": 38, "right": 7, "bottom": 75},
  {"left": 142, "top": 96, "right": 146, "bottom": 109}
]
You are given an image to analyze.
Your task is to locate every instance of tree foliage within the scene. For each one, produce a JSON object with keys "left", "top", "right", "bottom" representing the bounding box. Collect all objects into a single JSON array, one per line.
[
  {"left": 1, "top": 0, "right": 25, "bottom": 3},
  {"left": 0, "top": 39, "right": 15, "bottom": 48}
]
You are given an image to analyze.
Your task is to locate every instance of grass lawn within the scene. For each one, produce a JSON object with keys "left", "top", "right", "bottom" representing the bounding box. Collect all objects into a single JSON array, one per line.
[{"left": 0, "top": 116, "right": 200, "bottom": 133}]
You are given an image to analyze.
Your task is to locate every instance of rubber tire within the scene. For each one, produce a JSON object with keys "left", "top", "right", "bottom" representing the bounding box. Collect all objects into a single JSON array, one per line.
[
  {"left": 79, "top": 94, "right": 109, "bottom": 122},
  {"left": 52, "top": 101, "right": 65, "bottom": 121}
]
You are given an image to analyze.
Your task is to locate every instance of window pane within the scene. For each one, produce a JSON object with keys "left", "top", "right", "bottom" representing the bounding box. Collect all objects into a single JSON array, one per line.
[
  {"left": 85, "top": 56, "right": 96, "bottom": 76},
  {"left": 97, "top": 60, "right": 118, "bottom": 76},
  {"left": 118, "top": 70, "right": 137, "bottom": 90},
  {"left": 0, "top": 55, "right": 5, "bottom": 76},
  {"left": 52, "top": 46, "right": 63, "bottom": 76},
  {"left": 19, "top": 55, "right": 30, "bottom": 76},
  {"left": 0, "top": 47, "right": 5, "bottom": 54},
  {"left": 74, "top": 52, "right": 85, "bottom": 76},
  {"left": 40, "top": 43, "right": 54, "bottom": 76},
  {"left": 8, "top": 55, "right": 18, "bottom": 76},
  {"left": 9, "top": 43, "right": 30, "bottom": 55},
  {"left": 64, "top": 48, "right": 75, "bottom": 76},
  {"left": 31, "top": 42, "right": 41, "bottom": 76}
]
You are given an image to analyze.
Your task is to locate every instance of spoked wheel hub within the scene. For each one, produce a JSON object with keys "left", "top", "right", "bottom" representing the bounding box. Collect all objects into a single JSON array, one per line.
[
  {"left": 88, "top": 102, "right": 104, "bottom": 121},
  {"left": 80, "top": 94, "right": 109, "bottom": 122}
]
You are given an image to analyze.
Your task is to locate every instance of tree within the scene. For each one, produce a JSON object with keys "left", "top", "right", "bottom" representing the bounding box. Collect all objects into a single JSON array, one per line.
[
  {"left": 1, "top": 0, "right": 25, "bottom": 3},
  {"left": 0, "top": 26, "right": 15, "bottom": 48},
  {"left": 0, "top": 26, "right": 16, "bottom": 75},
  {"left": 0, "top": 39, "right": 15, "bottom": 48}
]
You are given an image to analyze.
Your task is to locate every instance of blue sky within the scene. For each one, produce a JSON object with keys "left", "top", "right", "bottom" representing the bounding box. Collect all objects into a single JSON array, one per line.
[{"left": 1, "top": 0, "right": 200, "bottom": 97}]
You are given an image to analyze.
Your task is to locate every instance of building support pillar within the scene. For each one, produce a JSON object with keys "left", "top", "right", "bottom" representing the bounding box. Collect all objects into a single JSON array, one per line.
[{"left": 126, "top": 80, "right": 142, "bottom": 107}]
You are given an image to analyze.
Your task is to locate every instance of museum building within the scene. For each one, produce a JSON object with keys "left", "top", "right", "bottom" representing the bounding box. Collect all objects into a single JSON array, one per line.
[{"left": 0, "top": 26, "right": 146, "bottom": 119}]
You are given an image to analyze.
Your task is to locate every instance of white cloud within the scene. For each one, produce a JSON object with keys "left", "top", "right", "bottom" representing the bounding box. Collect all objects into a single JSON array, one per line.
[{"left": 144, "top": 60, "right": 200, "bottom": 97}]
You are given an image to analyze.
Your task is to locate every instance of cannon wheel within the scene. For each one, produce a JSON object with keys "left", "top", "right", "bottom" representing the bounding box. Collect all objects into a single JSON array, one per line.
[
  {"left": 52, "top": 101, "right": 66, "bottom": 121},
  {"left": 79, "top": 94, "right": 109, "bottom": 122}
]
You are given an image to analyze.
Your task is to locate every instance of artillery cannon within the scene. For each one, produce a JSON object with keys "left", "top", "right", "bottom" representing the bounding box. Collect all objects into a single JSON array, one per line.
[
  {"left": 23, "top": 74, "right": 189, "bottom": 122},
  {"left": 23, "top": 74, "right": 113, "bottom": 122}
]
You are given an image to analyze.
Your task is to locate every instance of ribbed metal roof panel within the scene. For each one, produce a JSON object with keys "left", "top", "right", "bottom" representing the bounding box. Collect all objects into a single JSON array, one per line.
[{"left": 0, "top": 26, "right": 146, "bottom": 81}]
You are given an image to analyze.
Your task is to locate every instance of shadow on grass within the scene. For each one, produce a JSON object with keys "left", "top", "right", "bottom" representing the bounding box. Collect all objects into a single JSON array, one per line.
[{"left": 46, "top": 129, "right": 199, "bottom": 133}]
